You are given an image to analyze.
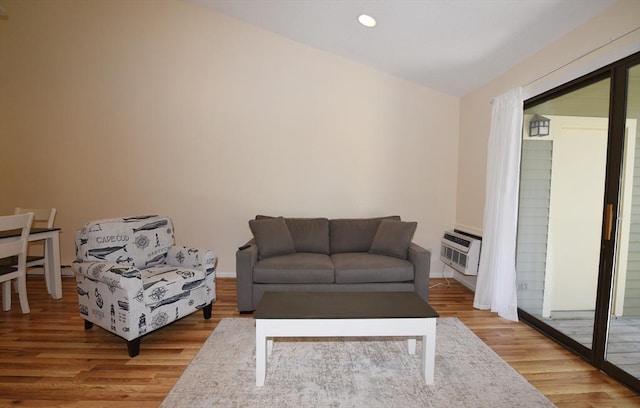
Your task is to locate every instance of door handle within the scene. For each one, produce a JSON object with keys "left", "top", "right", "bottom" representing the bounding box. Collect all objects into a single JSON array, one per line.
[{"left": 605, "top": 204, "right": 614, "bottom": 241}]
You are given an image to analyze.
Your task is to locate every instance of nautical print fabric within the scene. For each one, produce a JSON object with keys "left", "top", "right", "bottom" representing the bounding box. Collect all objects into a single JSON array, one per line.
[
  {"left": 71, "top": 215, "right": 216, "bottom": 341},
  {"left": 75, "top": 215, "right": 175, "bottom": 269}
]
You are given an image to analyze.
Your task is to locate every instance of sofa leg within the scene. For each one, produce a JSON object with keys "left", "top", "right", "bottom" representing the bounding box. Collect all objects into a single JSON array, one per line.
[
  {"left": 127, "top": 338, "right": 141, "bottom": 357},
  {"left": 84, "top": 320, "right": 93, "bottom": 330},
  {"left": 203, "top": 303, "right": 212, "bottom": 320}
]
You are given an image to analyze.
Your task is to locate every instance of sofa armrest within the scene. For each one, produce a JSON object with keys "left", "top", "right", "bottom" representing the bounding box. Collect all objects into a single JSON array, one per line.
[
  {"left": 236, "top": 239, "right": 258, "bottom": 312},
  {"left": 166, "top": 246, "right": 218, "bottom": 276},
  {"left": 408, "top": 242, "right": 431, "bottom": 302},
  {"left": 71, "top": 260, "right": 142, "bottom": 293}
]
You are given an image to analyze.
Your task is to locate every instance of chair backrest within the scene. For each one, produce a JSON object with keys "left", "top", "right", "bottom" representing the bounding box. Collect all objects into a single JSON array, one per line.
[
  {"left": 75, "top": 215, "right": 175, "bottom": 269},
  {"left": 0, "top": 213, "right": 34, "bottom": 267},
  {"left": 15, "top": 208, "right": 56, "bottom": 228}
]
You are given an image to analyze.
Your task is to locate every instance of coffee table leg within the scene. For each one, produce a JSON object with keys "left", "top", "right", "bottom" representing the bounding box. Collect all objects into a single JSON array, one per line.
[
  {"left": 256, "top": 320, "right": 267, "bottom": 386},
  {"left": 408, "top": 338, "right": 416, "bottom": 354},
  {"left": 423, "top": 318, "right": 436, "bottom": 384}
]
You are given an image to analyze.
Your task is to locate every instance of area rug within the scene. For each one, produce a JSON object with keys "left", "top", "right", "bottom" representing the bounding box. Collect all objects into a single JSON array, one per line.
[{"left": 160, "top": 318, "right": 555, "bottom": 408}]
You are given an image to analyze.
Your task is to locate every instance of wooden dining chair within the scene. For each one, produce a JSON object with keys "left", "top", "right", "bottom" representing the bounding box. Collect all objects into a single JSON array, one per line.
[
  {"left": 0, "top": 212, "right": 34, "bottom": 314},
  {"left": 14, "top": 208, "right": 57, "bottom": 293}
]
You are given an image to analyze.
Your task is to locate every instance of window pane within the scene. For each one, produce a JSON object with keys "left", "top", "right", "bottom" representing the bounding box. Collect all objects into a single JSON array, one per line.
[
  {"left": 606, "top": 63, "right": 640, "bottom": 379},
  {"left": 517, "top": 77, "right": 611, "bottom": 349}
]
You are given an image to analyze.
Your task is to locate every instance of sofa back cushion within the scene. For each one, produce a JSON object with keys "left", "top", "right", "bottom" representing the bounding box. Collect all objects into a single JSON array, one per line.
[
  {"left": 285, "top": 218, "right": 330, "bottom": 255},
  {"left": 255, "top": 216, "right": 330, "bottom": 255},
  {"left": 369, "top": 219, "right": 417, "bottom": 259},
  {"left": 249, "top": 217, "right": 296, "bottom": 260},
  {"left": 76, "top": 215, "right": 175, "bottom": 269},
  {"left": 329, "top": 216, "right": 401, "bottom": 254}
]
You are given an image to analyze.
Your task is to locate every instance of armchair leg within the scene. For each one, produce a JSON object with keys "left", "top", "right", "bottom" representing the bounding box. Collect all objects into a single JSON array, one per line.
[
  {"left": 203, "top": 303, "right": 212, "bottom": 320},
  {"left": 127, "top": 338, "right": 141, "bottom": 357},
  {"left": 84, "top": 320, "right": 93, "bottom": 330}
]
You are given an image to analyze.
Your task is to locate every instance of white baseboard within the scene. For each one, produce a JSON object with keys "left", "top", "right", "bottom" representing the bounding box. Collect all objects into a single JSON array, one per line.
[
  {"left": 452, "top": 270, "right": 477, "bottom": 291},
  {"left": 27, "top": 266, "right": 74, "bottom": 278},
  {"left": 216, "top": 271, "right": 236, "bottom": 278},
  {"left": 438, "top": 264, "right": 477, "bottom": 292}
]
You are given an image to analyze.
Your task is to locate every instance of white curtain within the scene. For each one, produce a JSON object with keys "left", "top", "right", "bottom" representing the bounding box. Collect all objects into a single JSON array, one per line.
[{"left": 473, "top": 87, "right": 523, "bottom": 322}]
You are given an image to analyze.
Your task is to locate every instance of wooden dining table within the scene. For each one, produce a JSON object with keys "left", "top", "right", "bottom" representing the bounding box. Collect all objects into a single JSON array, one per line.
[{"left": 0, "top": 227, "right": 63, "bottom": 299}]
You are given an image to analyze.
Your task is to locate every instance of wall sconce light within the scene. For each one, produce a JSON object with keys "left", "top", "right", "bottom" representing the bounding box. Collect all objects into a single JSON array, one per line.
[{"left": 529, "top": 114, "right": 550, "bottom": 137}]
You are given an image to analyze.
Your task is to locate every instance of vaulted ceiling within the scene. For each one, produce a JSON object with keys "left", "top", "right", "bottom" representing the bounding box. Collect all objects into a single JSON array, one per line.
[{"left": 191, "top": 0, "right": 617, "bottom": 96}]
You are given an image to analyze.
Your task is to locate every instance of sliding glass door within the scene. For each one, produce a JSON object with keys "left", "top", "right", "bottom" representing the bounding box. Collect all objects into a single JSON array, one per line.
[
  {"left": 604, "top": 62, "right": 640, "bottom": 382},
  {"left": 516, "top": 52, "right": 640, "bottom": 392}
]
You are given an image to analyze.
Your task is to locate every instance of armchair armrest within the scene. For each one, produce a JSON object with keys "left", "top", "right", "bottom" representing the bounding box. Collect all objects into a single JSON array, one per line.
[
  {"left": 408, "top": 242, "right": 431, "bottom": 302},
  {"left": 71, "top": 260, "right": 142, "bottom": 293},
  {"left": 166, "top": 246, "right": 218, "bottom": 276},
  {"left": 235, "top": 239, "right": 257, "bottom": 312}
]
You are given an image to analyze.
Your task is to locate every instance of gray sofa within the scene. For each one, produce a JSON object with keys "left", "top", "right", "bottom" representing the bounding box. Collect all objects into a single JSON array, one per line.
[{"left": 236, "top": 216, "right": 431, "bottom": 313}]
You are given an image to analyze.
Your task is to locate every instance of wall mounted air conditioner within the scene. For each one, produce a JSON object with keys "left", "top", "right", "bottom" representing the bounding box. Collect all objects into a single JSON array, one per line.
[{"left": 440, "top": 230, "right": 481, "bottom": 275}]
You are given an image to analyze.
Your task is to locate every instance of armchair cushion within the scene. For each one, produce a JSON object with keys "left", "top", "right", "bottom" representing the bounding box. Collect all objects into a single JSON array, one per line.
[
  {"left": 76, "top": 215, "right": 174, "bottom": 269},
  {"left": 140, "top": 265, "right": 207, "bottom": 306},
  {"left": 71, "top": 261, "right": 141, "bottom": 292}
]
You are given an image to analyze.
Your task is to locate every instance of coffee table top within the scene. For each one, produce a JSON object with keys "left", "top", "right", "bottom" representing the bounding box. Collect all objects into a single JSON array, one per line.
[{"left": 254, "top": 291, "right": 438, "bottom": 319}]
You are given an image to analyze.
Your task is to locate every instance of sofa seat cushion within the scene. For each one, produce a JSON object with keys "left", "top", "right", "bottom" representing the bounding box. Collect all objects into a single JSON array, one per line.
[
  {"left": 141, "top": 265, "right": 207, "bottom": 306},
  {"left": 332, "top": 253, "right": 414, "bottom": 284},
  {"left": 253, "top": 253, "right": 334, "bottom": 284}
]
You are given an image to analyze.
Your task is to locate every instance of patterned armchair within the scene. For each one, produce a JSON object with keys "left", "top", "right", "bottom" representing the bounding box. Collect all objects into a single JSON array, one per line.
[{"left": 71, "top": 215, "right": 216, "bottom": 357}]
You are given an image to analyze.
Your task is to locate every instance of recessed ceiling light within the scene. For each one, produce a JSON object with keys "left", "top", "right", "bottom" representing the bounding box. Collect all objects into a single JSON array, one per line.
[{"left": 358, "top": 14, "right": 376, "bottom": 28}]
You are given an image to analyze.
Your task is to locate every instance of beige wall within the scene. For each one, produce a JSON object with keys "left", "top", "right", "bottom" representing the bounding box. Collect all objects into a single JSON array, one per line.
[
  {"left": 0, "top": 0, "right": 460, "bottom": 275},
  {"left": 456, "top": 0, "right": 640, "bottom": 236}
]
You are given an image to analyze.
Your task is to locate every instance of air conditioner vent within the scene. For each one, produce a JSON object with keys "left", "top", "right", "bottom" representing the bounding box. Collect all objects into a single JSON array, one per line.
[{"left": 440, "top": 230, "right": 481, "bottom": 275}]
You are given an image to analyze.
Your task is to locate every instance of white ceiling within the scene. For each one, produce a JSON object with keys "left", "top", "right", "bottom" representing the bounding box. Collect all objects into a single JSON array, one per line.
[{"left": 191, "top": 0, "right": 617, "bottom": 96}]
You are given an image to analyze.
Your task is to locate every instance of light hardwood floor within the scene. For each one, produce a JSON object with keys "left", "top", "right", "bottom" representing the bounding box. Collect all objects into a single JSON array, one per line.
[{"left": 0, "top": 276, "right": 638, "bottom": 407}]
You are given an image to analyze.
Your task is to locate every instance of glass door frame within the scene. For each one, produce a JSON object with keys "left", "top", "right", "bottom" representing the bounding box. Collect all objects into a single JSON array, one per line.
[{"left": 518, "top": 51, "right": 640, "bottom": 393}]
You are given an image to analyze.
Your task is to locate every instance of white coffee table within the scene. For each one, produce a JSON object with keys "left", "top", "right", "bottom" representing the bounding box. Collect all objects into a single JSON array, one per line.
[{"left": 254, "top": 291, "right": 439, "bottom": 386}]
